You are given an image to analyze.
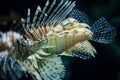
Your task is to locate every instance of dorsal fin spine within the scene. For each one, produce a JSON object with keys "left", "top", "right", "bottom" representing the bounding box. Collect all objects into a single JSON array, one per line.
[
  {"left": 45, "top": 0, "right": 64, "bottom": 26},
  {"left": 31, "top": 6, "right": 41, "bottom": 29},
  {"left": 47, "top": 1, "right": 69, "bottom": 26},
  {"left": 41, "top": 0, "right": 56, "bottom": 27},
  {"left": 50, "top": 1, "right": 71, "bottom": 26},
  {"left": 53, "top": 1, "right": 76, "bottom": 26},
  {"left": 27, "top": 8, "right": 31, "bottom": 29},
  {"left": 38, "top": 0, "right": 49, "bottom": 25}
]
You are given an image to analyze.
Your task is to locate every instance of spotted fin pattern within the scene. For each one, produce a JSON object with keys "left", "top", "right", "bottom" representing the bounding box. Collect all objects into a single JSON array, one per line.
[
  {"left": 38, "top": 55, "right": 65, "bottom": 80},
  {"left": 25, "top": 54, "right": 65, "bottom": 80},
  {"left": 11, "top": 0, "right": 117, "bottom": 80},
  {"left": 69, "top": 40, "right": 96, "bottom": 60},
  {"left": 68, "top": 9, "right": 89, "bottom": 24},
  {"left": 91, "top": 17, "right": 116, "bottom": 44}
]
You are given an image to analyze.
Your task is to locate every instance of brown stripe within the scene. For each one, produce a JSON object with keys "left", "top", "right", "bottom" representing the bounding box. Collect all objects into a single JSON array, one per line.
[
  {"left": 37, "top": 28, "right": 42, "bottom": 37},
  {"left": 28, "top": 30, "right": 36, "bottom": 40}
]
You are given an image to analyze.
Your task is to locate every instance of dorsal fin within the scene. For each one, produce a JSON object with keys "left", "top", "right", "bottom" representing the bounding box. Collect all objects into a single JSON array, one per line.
[
  {"left": 68, "top": 9, "right": 89, "bottom": 24},
  {"left": 51, "top": 1, "right": 76, "bottom": 26},
  {"left": 46, "top": 1, "right": 76, "bottom": 26},
  {"left": 21, "top": 0, "right": 76, "bottom": 32},
  {"left": 41, "top": 0, "right": 56, "bottom": 26},
  {"left": 38, "top": 0, "right": 49, "bottom": 25},
  {"left": 31, "top": 6, "right": 41, "bottom": 29},
  {"left": 27, "top": 8, "right": 31, "bottom": 28}
]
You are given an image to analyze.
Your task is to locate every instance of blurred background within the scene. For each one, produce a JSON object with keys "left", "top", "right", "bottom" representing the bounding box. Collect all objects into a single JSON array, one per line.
[{"left": 0, "top": 0, "right": 120, "bottom": 80}]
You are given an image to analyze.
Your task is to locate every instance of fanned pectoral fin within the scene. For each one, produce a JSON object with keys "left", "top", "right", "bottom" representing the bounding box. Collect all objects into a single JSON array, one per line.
[
  {"left": 70, "top": 40, "right": 96, "bottom": 59},
  {"left": 36, "top": 55, "right": 65, "bottom": 80},
  {"left": 26, "top": 54, "right": 65, "bottom": 80},
  {"left": 61, "top": 40, "right": 96, "bottom": 60}
]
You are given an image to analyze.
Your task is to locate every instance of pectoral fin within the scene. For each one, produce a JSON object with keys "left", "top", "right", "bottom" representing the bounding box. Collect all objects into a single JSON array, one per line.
[{"left": 60, "top": 40, "right": 96, "bottom": 60}]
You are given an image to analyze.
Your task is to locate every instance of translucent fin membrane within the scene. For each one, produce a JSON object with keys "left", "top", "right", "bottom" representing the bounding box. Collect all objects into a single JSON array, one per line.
[
  {"left": 52, "top": 1, "right": 76, "bottom": 26},
  {"left": 90, "top": 17, "right": 116, "bottom": 44},
  {"left": 71, "top": 51, "right": 92, "bottom": 60},
  {"left": 68, "top": 9, "right": 89, "bottom": 24},
  {"left": 45, "top": 0, "right": 63, "bottom": 26},
  {"left": 47, "top": 1, "right": 70, "bottom": 26},
  {"left": 47, "top": 1, "right": 76, "bottom": 26},
  {"left": 70, "top": 41, "right": 96, "bottom": 60}
]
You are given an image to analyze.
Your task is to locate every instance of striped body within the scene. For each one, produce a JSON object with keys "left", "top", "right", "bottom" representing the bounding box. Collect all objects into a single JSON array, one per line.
[
  {"left": 0, "top": 31, "right": 21, "bottom": 57},
  {"left": 25, "top": 26, "right": 53, "bottom": 41},
  {"left": 44, "top": 27, "right": 92, "bottom": 54},
  {"left": 18, "top": 0, "right": 116, "bottom": 60},
  {"left": 24, "top": 18, "right": 93, "bottom": 55},
  {"left": 13, "top": 0, "right": 116, "bottom": 79},
  {"left": 25, "top": 18, "right": 90, "bottom": 41},
  {"left": 0, "top": 0, "right": 116, "bottom": 80}
]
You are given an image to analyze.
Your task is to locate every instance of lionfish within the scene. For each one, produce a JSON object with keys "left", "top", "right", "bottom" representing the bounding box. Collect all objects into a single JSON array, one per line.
[
  {"left": 0, "top": 31, "right": 29, "bottom": 80},
  {"left": 11, "top": 0, "right": 116, "bottom": 80}
]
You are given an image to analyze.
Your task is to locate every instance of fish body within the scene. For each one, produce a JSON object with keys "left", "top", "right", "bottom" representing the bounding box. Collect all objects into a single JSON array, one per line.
[
  {"left": 13, "top": 0, "right": 116, "bottom": 80},
  {"left": 31, "top": 22, "right": 92, "bottom": 54},
  {"left": 23, "top": 17, "right": 93, "bottom": 55},
  {"left": 14, "top": 0, "right": 77, "bottom": 80}
]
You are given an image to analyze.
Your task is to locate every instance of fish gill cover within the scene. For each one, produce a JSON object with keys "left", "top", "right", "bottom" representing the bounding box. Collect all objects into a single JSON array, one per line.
[{"left": 0, "top": 0, "right": 117, "bottom": 80}]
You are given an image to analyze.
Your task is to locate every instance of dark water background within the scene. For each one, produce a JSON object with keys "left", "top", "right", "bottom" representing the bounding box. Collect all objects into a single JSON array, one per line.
[{"left": 0, "top": 0, "right": 120, "bottom": 80}]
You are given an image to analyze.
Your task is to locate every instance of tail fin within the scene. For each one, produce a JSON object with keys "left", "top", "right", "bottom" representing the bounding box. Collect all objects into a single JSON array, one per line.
[{"left": 90, "top": 17, "right": 116, "bottom": 44}]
